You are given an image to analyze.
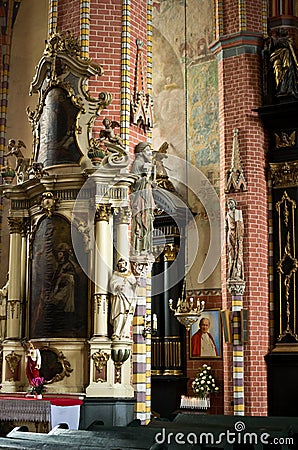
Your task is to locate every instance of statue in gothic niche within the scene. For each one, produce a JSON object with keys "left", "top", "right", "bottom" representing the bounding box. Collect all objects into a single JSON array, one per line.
[
  {"left": 30, "top": 216, "right": 88, "bottom": 338},
  {"left": 130, "top": 142, "right": 156, "bottom": 256},
  {"left": 226, "top": 198, "right": 244, "bottom": 281},
  {"left": 109, "top": 259, "right": 139, "bottom": 339},
  {"left": 264, "top": 29, "right": 298, "bottom": 99}
]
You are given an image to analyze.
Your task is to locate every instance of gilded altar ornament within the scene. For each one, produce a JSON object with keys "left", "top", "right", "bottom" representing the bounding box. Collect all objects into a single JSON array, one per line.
[
  {"left": 95, "top": 203, "right": 112, "bottom": 222},
  {"left": 5, "top": 351, "right": 22, "bottom": 377},
  {"left": 274, "top": 130, "right": 296, "bottom": 149},
  {"left": 266, "top": 29, "right": 298, "bottom": 98},
  {"left": 275, "top": 191, "right": 298, "bottom": 341},
  {"left": 92, "top": 351, "right": 109, "bottom": 383},
  {"left": 40, "top": 192, "right": 57, "bottom": 217},
  {"left": 270, "top": 161, "right": 298, "bottom": 188}
]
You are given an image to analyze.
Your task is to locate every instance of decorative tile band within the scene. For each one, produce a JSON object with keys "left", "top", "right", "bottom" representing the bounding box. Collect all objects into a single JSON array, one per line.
[
  {"left": 147, "top": 0, "right": 153, "bottom": 141},
  {"left": 120, "top": 0, "right": 130, "bottom": 149},
  {"left": 239, "top": 0, "right": 246, "bottom": 31},
  {"left": 48, "top": 0, "right": 58, "bottom": 37},
  {"left": 233, "top": 344, "right": 244, "bottom": 415},
  {"left": 80, "top": 0, "right": 90, "bottom": 60}
]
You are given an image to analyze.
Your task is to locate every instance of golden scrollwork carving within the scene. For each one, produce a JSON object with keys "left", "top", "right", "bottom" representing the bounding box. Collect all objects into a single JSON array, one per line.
[
  {"left": 163, "top": 243, "right": 178, "bottom": 262},
  {"left": 95, "top": 203, "right": 112, "bottom": 222},
  {"left": 274, "top": 131, "right": 296, "bottom": 149},
  {"left": 40, "top": 192, "right": 57, "bottom": 217},
  {"left": 92, "top": 350, "right": 109, "bottom": 383},
  {"left": 270, "top": 161, "right": 298, "bottom": 188},
  {"left": 276, "top": 191, "right": 298, "bottom": 342}
]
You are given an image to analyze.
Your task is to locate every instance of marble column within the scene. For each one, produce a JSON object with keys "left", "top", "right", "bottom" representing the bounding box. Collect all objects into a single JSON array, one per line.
[
  {"left": 1, "top": 217, "right": 25, "bottom": 393},
  {"left": 6, "top": 217, "right": 23, "bottom": 339},
  {"left": 114, "top": 206, "right": 130, "bottom": 262},
  {"left": 93, "top": 203, "right": 113, "bottom": 338}
]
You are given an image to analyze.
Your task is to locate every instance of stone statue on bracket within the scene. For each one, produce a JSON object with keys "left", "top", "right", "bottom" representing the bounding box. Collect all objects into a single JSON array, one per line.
[
  {"left": 226, "top": 198, "right": 244, "bottom": 282},
  {"left": 130, "top": 142, "right": 156, "bottom": 257},
  {"left": 109, "top": 259, "right": 139, "bottom": 340}
]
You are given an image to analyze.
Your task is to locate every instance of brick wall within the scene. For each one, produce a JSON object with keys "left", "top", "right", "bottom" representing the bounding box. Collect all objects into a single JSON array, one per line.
[
  {"left": 57, "top": 0, "right": 149, "bottom": 151},
  {"left": 218, "top": 48, "right": 269, "bottom": 415}
]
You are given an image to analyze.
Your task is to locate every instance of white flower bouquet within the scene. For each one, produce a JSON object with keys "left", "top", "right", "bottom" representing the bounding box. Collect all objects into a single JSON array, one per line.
[{"left": 192, "top": 364, "right": 219, "bottom": 399}]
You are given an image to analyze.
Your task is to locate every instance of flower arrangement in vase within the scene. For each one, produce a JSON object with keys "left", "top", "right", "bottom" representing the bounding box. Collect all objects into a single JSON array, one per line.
[{"left": 29, "top": 376, "right": 46, "bottom": 398}]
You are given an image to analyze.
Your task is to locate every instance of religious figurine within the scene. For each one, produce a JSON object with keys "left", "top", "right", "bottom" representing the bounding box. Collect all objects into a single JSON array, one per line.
[
  {"left": 0, "top": 273, "right": 8, "bottom": 341},
  {"left": 265, "top": 29, "right": 298, "bottom": 98},
  {"left": 99, "top": 117, "right": 125, "bottom": 149},
  {"left": 226, "top": 198, "right": 244, "bottom": 281},
  {"left": 130, "top": 142, "right": 156, "bottom": 256},
  {"left": 25, "top": 341, "right": 41, "bottom": 385},
  {"left": 109, "top": 259, "right": 139, "bottom": 340},
  {"left": 4, "top": 139, "right": 26, "bottom": 173},
  {"left": 152, "top": 141, "right": 175, "bottom": 192}
]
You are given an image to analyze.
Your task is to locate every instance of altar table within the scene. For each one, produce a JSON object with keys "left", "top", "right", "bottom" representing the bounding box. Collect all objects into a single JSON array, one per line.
[{"left": 0, "top": 395, "right": 83, "bottom": 432}]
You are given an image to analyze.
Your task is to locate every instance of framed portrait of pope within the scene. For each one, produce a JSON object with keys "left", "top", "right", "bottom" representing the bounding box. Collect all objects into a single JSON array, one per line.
[{"left": 190, "top": 309, "right": 222, "bottom": 359}]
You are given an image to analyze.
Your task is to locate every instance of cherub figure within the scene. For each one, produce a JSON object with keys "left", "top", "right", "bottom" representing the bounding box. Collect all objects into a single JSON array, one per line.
[
  {"left": 4, "top": 139, "right": 26, "bottom": 172},
  {"left": 99, "top": 118, "right": 125, "bottom": 149}
]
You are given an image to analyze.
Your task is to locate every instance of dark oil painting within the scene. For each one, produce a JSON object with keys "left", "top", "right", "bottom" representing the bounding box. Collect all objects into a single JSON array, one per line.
[
  {"left": 30, "top": 215, "right": 88, "bottom": 338},
  {"left": 38, "top": 87, "right": 82, "bottom": 167}
]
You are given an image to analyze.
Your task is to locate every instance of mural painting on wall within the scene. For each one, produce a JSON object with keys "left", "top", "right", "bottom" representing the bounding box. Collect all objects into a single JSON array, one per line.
[
  {"left": 152, "top": 29, "right": 185, "bottom": 158},
  {"left": 30, "top": 215, "right": 88, "bottom": 338},
  {"left": 152, "top": 0, "right": 219, "bottom": 191},
  {"left": 38, "top": 87, "right": 82, "bottom": 167}
]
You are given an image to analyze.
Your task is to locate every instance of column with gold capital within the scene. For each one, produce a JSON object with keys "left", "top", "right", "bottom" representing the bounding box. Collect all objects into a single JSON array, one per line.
[
  {"left": 6, "top": 217, "right": 23, "bottom": 339},
  {"left": 93, "top": 203, "right": 113, "bottom": 337}
]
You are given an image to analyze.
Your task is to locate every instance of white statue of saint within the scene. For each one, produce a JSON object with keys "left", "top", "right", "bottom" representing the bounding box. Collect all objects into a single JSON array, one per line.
[{"left": 109, "top": 259, "right": 139, "bottom": 339}]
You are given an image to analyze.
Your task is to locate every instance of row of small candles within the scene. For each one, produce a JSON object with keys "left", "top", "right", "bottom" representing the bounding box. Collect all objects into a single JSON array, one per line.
[{"left": 180, "top": 395, "right": 210, "bottom": 410}]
